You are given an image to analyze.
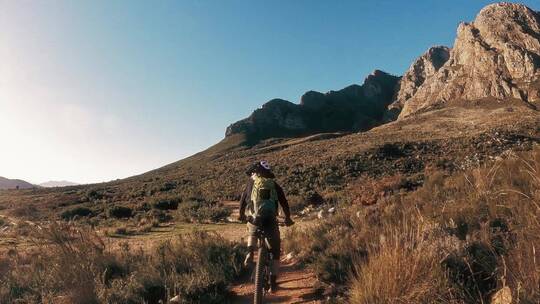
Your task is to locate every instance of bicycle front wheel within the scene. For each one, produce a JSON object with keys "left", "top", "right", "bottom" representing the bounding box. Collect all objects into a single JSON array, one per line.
[{"left": 254, "top": 245, "right": 267, "bottom": 304}]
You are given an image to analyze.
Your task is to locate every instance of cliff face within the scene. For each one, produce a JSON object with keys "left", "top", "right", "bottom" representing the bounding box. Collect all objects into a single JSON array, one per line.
[
  {"left": 399, "top": 3, "right": 540, "bottom": 118},
  {"left": 226, "top": 70, "right": 400, "bottom": 143},
  {"left": 387, "top": 46, "right": 450, "bottom": 119},
  {"left": 227, "top": 3, "right": 540, "bottom": 141}
]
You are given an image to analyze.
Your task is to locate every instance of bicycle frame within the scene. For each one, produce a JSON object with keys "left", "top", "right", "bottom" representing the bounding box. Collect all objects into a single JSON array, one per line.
[{"left": 250, "top": 218, "right": 274, "bottom": 304}]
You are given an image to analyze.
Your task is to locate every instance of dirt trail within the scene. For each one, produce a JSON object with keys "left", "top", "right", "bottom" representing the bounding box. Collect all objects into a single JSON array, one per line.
[
  {"left": 230, "top": 260, "right": 321, "bottom": 304},
  {"left": 222, "top": 201, "right": 323, "bottom": 304}
]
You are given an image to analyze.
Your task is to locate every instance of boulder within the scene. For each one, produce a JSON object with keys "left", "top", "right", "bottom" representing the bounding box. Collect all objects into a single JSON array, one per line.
[{"left": 490, "top": 286, "right": 512, "bottom": 304}]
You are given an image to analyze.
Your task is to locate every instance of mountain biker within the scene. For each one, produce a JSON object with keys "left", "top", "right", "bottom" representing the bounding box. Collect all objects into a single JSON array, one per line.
[{"left": 238, "top": 160, "right": 294, "bottom": 293}]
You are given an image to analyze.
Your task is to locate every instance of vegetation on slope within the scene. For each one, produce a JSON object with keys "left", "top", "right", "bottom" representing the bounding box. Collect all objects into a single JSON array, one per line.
[
  {"left": 284, "top": 147, "right": 540, "bottom": 303},
  {"left": 0, "top": 106, "right": 538, "bottom": 227}
]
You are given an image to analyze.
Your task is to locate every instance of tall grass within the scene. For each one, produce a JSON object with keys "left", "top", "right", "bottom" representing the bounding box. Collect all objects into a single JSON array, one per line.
[
  {"left": 285, "top": 147, "right": 540, "bottom": 303},
  {"left": 0, "top": 224, "right": 246, "bottom": 304},
  {"left": 349, "top": 219, "right": 460, "bottom": 304}
]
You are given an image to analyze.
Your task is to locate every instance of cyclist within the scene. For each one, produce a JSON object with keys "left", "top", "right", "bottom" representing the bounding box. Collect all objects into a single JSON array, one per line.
[{"left": 238, "top": 160, "right": 294, "bottom": 293}]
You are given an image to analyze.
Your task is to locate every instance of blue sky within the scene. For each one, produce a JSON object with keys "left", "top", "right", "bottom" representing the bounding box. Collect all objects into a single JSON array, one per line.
[{"left": 1, "top": 0, "right": 538, "bottom": 184}]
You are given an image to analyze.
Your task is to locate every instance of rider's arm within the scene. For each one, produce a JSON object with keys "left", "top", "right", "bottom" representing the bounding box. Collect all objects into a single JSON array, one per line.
[
  {"left": 275, "top": 183, "right": 291, "bottom": 219},
  {"left": 239, "top": 179, "right": 253, "bottom": 219}
]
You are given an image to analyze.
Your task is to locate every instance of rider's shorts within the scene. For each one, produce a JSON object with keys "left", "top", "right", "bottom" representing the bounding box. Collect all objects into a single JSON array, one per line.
[{"left": 247, "top": 221, "right": 281, "bottom": 260}]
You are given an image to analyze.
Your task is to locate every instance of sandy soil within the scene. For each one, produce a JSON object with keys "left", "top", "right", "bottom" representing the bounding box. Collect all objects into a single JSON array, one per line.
[{"left": 230, "top": 260, "right": 322, "bottom": 304}]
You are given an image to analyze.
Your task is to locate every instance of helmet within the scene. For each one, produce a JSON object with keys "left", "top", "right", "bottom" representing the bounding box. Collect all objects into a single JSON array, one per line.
[
  {"left": 246, "top": 160, "right": 272, "bottom": 176},
  {"left": 259, "top": 160, "right": 271, "bottom": 170}
]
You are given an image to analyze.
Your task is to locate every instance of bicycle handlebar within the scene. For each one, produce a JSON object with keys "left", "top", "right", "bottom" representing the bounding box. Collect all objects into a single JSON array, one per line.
[{"left": 244, "top": 215, "right": 295, "bottom": 227}]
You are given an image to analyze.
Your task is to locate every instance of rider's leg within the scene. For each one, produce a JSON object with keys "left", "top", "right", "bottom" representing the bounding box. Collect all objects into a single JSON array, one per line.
[
  {"left": 269, "top": 223, "right": 281, "bottom": 292},
  {"left": 270, "top": 259, "right": 279, "bottom": 293},
  {"left": 244, "top": 222, "right": 257, "bottom": 266}
]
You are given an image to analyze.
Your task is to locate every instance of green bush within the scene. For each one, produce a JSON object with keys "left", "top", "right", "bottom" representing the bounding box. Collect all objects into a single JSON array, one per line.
[
  {"left": 107, "top": 206, "right": 133, "bottom": 219},
  {"left": 159, "top": 181, "right": 176, "bottom": 192},
  {"left": 152, "top": 197, "right": 180, "bottom": 210},
  {"left": 60, "top": 206, "right": 93, "bottom": 220}
]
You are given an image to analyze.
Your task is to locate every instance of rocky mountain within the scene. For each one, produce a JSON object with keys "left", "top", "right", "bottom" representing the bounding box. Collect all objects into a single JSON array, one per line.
[
  {"left": 0, "top": 176, "right": 34, "bottom": 190},
  {"left": 387, "top": 46, "right": 450, "bottom": 119},
  {"left": 2, "top": 2, "right": 540, "bottom": 226},
  {"left": 39, "top": 181, "right": 79, "bottom": 188},
  {"left": 226, "top": 70, "right": 400, "bottom": 143},
  {"left": 399, "top": 2, "right": 540, "bottom": 118},
  {"left": 226, "top": 3, "right": 540, "bottom": 141}
]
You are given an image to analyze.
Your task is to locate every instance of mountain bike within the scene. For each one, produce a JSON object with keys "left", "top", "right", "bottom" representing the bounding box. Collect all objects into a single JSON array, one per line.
[{"left": 247, "top": 216, "right": 292, "bottom": 304}]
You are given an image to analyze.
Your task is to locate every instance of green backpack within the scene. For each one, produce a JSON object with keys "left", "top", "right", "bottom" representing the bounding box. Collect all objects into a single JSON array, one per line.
[{"left": 250, "top": 176, "right": 278, "bottom": 219}]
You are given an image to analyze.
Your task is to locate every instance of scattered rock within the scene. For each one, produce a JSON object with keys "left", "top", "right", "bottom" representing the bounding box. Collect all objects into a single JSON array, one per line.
[
  {"left": 284, "top": 252, "right": 296, "bottom": 262},
  {"left": 490, "top": 286, "right": 512, "bottom": 304},
  {"left": 317, "top": 210, "right": 325, "bottom": 219},
  {"left": 327, "top": 207, "right": 336, "bottom": 214}
]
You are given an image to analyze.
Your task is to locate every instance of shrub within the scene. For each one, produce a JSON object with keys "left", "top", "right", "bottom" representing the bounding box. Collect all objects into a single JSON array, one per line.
[
  {"left": 60, "top": 206, "right": 93, "bottom": 220},
  {"left": 0, "top": 224, "right": 246, "bottom": 304},
  {"left": 152, "top": 197, "right": 180, "bottom": 210},
  {"left": 10, "top": 204, "right": 39, "bottom": 219},
  {"left": 285, "top": 148, "right": 540, "bottom": 302},
  {"left": 107, "top": 206, "right": 133, "bottom": 219},
  {"left": 159, "top": 181, "right": 176, "bottom": 192},
  {"left": 177, "top": 201, "right": 231, "bottom": 223},
  {"left": 150, "top": 210, "right": 173, "bottom": 223},
  {"left": 350, "top": 220, "right": 458, "bottom": 304},
  {"left": 113, "top": 226, "right": 133, "bottom": 235},
  {"left": 86, "top": 189, "right": 104, "bottom": 200}
]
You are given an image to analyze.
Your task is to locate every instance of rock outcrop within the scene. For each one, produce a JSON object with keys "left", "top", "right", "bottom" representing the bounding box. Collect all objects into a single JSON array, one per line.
[
  {"left": 226, "top": 70, "right": 400, "bottom": 143},
  {"left": 387, "top": 46, "right": 450, "bottom": 119},
  {"left": 399, "top": 2, "right": 540, "bottom": 118}
]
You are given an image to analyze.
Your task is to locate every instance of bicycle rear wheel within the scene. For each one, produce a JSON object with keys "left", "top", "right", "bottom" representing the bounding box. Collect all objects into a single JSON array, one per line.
[{"left": 254, "top": 245, "right": 267, "bottom": 304}]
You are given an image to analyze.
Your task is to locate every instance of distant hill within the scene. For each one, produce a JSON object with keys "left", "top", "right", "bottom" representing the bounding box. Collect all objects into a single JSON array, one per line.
[
  {"left": 39, "top": 181, "right": 79, "bottom": 188},
  {"left": 0, "top": 177, "right": 34, "bottom": 190}
]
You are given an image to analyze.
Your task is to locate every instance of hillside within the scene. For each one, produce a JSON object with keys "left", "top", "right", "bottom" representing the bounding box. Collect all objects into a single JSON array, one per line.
[
  {"left": 0, "top": 177, "right": 34, "bottom": 190},
  {"left": 0, "top": 2, "right": 539, "bottom": 224},
  {"left": 2, "top": 2, "right": 540, "bottom": 303},
  {"left": 1, "top": 104, "right": 538, "bottom": 221}
]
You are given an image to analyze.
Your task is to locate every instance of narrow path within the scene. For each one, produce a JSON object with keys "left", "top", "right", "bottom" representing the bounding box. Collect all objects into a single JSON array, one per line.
[
  {"left": 223, "top": 201, "right": 323, "bottom": 303},
  {"left": 230, "top": 260, "right": 322, "bottom": 304}
]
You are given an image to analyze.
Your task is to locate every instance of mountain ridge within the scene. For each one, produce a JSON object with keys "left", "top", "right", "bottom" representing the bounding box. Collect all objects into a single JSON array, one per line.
[
  {"left": 225, "top": 70, "right": 400, "bottom": 144},
  {"left": 399, "top": 2, "right": 540, "bottom": 118},
  {"left": 0, "top": 176, "right": 34, "bottom": 190},
  {"left": 39, "top": 181, "right": 80, "bottom": 188}
]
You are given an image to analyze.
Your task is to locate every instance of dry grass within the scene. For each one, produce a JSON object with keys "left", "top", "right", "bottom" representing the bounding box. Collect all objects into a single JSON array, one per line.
[
  {"left": 285, "top": 147, "right": 540, "bottom": 303},
  {"left": 349, "top": 219, "right": 459, "bottom": 304},
  {"left": 0, "top": 223, "right": 246, "bottom": 304}
]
